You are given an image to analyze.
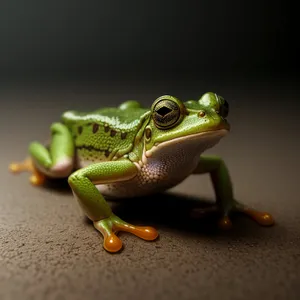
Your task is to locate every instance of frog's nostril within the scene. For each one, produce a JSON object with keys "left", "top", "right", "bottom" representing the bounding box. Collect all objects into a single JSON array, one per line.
[{"left": 198, "top": 110, "right": 205, "bottom": 118}]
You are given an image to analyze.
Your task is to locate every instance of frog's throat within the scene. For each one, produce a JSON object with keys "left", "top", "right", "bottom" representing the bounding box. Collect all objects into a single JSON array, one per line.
[{"left": 141, "top": 129, "right": 228, "bottom": 165}]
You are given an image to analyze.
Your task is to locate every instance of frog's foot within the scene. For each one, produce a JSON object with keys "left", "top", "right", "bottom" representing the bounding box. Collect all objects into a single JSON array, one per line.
[
  {"left": 191, "top": 201, "right": 274, "bottom": 230},
  {"left": 9, "top": 157, "right": 33, "bottom": 174},
  {"left": 9, "top": 158, "right": 45, "bottom": 186},
  {"left": 232, "top": 200, "right": 275, "bottom": 227},
  {"left": 218, "top": 200, "right": 274, "bottom": 230},
  {"left": 93, "top": 214, "right": 159, "bottom": 253}
]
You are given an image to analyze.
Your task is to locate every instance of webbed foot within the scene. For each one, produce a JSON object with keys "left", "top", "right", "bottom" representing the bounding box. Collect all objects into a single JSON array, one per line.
[
  {"left": 9, "top": 158, "right": 45, "bottom": 186},
  {"left": 192, "top": 200, "right": 274, "bottom": 230},
  {"left": 93, "top": 214, "right": 159, "bottom": 253}
]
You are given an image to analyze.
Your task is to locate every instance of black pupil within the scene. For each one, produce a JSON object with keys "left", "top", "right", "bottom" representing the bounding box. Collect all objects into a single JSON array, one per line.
[{"left": 156, "top": 106, "right": 172, "bottom": 116}]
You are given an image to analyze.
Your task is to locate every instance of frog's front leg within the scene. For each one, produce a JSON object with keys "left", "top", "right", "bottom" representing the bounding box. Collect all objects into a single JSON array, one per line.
[
  {"left": 9, "top": 123, "right": 74, "bottom": 185},
  {"left": 192, "top": 155, "right": 275, "bottom": 229},
  {"left": 68, "top": 160, "right": 158, "bottom": 253}
]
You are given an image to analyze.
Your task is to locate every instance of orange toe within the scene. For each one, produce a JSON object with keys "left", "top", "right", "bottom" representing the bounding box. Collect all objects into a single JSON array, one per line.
[
  {"left": 9, "top": 158, "right": 46, "bottom": 186},
  {"left": 9, "top": 158, "right": 33, "bottom": 173},
  {"left": 29, "top": 174, "right": 46, "bottom": 186},
  {"left": 117, "top": 224, "right": 159, "bottom": 241},
  {"left": 103, "top": 233, "right": 123, "bottom": 253},
  {"left": 9, "top": 163, "right": 21, "bottom": 173},
  {"left": 243, "top": 208, "right": 275, "bottom": 226}
]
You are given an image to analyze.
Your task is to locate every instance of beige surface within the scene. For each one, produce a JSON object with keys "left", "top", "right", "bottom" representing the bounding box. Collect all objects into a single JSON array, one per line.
[{"left": 1, "top": 80, "right": 300, "bottom": 300}]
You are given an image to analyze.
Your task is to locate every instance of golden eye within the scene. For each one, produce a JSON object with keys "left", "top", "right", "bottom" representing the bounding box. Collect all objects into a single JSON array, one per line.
[{"left": 152, "top": 99, "right": 182, "bottom": 129}]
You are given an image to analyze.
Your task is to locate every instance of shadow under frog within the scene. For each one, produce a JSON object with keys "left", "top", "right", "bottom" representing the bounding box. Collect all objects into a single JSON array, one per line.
[{"left": 41, "top": 177, "right": 273, "bottom": 241}]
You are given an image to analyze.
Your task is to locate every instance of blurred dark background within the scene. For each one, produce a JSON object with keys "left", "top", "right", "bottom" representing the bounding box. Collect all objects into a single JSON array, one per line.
[
  {"left": 0, "top": 0, "right": 298, "bottom": 84},
  {"left": 1, "top": 2, "right": 300, "bottom": 300}
]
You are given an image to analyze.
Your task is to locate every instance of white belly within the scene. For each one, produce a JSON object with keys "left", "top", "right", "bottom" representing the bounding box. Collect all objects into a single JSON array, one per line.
[
  {"left": 96, "top": 150, "right": 200, "bottom": 199},
  {"left": 87, "top": 129, "right": 227, "bottom": 199},
  {"left": 95, "top": 130, "right": 226, "bottom": 199}
]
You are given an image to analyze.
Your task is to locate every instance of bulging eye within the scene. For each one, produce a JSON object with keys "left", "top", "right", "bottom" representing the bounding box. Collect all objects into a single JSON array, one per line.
[{"left": 152, "top": 98, "right": 182, "bottom": 129}]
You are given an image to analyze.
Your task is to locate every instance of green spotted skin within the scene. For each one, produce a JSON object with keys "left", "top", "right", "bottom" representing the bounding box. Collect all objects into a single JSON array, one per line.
[{"left": 61, "top": 103, "right": 151, "bottom": 164}]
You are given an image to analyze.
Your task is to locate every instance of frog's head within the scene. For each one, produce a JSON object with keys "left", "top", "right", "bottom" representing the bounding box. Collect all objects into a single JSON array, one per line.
[{"left": 144, "top": 93, "right": 230, "bottom": 158}]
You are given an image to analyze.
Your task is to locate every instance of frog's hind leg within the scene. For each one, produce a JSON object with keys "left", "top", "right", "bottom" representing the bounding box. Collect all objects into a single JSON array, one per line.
[
  {"left": 9, "top": 122, "right": 75, "bottom": 186},
  {"left": 192, "top": 155, "right": 275, "bottom": 229}
]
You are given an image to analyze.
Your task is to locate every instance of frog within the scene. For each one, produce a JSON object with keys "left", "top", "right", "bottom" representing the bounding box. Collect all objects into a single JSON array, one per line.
[{"left": 9, "top": 93, "right": 274, "bottom": 253}]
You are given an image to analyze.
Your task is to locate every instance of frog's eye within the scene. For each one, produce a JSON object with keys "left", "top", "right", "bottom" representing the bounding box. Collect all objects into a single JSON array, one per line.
[{"left": 152, "top": 98, "right": 183, "bottom": 130}]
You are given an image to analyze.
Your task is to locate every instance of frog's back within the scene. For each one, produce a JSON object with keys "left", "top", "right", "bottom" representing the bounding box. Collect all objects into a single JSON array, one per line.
[{"left": 61, "top": 104, "right": 150, "bottom": 165}]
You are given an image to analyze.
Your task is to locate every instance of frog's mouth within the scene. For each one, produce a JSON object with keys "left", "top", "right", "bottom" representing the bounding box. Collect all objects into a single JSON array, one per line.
[{"left": 145, "top": 129, "right": 228, "bottom": 159}]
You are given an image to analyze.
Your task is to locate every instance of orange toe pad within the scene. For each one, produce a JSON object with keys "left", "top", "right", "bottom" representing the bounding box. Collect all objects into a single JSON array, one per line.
[
  {"left": 243, "top": 208, "right": 275, "bottom": 226},
  {"left": 29, "top": 174, "right": 46, "bottom": 186},
  {"left": 103, "top": 233, "right": 123, "bottom": 253}
]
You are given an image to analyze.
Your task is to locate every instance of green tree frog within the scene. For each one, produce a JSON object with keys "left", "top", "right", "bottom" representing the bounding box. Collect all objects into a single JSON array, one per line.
[{"left": 9, "top": 93, "right": 274, "bottom": 253}]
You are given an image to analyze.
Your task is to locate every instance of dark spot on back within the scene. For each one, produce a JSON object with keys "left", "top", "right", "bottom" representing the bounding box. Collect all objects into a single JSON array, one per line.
[
  {"left": 105, "top": 150, "right": 111, "bottom": 157},
  {"left": 121, "top": 132, "right": 127, "bottom": 139},
  {"left": 78, "top": 126, "right": 83, "bottom": 134},
  {"left": 104, "top": 125, "right": 110, "bottom": 133},
  {"left": 110, "top": 130, "right": 117, "bottom": 137},
  {"left": 93, "top": 123, "right": 99, "bottom": 133}
]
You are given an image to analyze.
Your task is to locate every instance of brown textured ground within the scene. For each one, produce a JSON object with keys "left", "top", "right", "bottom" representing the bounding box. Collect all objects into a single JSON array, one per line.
[{"left": 1, "top": 79, "right": 300, "bottom": 300}]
